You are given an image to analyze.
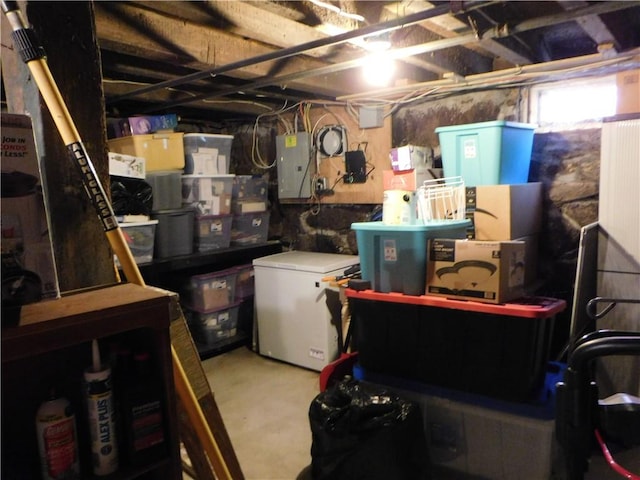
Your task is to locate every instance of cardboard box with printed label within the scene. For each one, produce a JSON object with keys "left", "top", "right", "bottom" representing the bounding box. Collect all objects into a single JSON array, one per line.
[
  {"left": 616, "top": 69, "right": 640, "bottom": 115},
  {"left": 465, "top": 183, "right": 542, "bottom": 240},
  {"left": 426, "top": 239, "right": 525, "bottom": 304},
  {"left": 107, "top": 132, "right": 184, "bottom": 171},
  {"left": 1, "top": 113, "right": 60, "bottom": 307},
  {"left": 108, "top": 152, "right": 146, "bottom": 179}
]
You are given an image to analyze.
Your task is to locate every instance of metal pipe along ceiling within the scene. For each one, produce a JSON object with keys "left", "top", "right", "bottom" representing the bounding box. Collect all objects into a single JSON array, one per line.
[
  {"left": 140, "top": 0, "right": 633, "bottom": 112},
  {"left": 107, "top": 0, "right": 465, "bottom": 105}
]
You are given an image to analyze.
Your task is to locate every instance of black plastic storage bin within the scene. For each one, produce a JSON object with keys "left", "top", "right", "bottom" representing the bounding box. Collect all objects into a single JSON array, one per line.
[
  {"left": 152, "top": 207, "right": 194, "bottom": 258},
  {"left": 347, "top": 290, "right": 566, "bottom": 403}
]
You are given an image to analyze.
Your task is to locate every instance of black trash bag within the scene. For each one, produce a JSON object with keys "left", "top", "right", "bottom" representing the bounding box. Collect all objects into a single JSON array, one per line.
[
  {"left": 309, "top": 377, "right": 430, "bottom": 480},
  {"left": 110, "top": 177, "right": 153, "bottom": 215}
]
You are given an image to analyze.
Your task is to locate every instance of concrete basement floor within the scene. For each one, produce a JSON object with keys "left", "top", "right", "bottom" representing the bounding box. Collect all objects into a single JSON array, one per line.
[
  {"left": 202, "top": 347, "right": 318, "bottom": 480},
  {"left": 190, "top": 346, "right": 639, "bottom": 480}
]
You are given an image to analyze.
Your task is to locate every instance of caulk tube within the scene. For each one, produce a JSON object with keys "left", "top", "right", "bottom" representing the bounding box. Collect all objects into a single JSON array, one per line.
[{"left": 84, "top": 339, "right": 119, "bottom": 475}]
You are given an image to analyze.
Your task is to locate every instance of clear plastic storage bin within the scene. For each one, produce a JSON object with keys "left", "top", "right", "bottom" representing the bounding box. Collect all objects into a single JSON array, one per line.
[
  {"left": 231, "top": 212, "right": 270, "bottom": 245},
  {"left": 194, "top": 214, "right": 233, "bottom": 252},
  {"left": 116, "top": 220, "right": 158, "bottom": 266},
  {"left": 183, "top": 133, "right": 233, "bottom": 175},
  {"left": 186, "top": 301, "right": 240, "bottom": 346},
  {"left": 183, "top": 268, "right": 238, "bottom": 311},
  {"left": 182, "top": 174, "right": 234, "bottom": 215}
]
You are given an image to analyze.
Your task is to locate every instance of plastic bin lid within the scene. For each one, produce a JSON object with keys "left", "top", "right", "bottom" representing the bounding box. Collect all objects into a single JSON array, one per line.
[
  {"left": 345, "top": 289, "right": 566, "bottom": 319},
  {"left": 435, "top": 120, "right": 537, "bottom": 133},
  {"left": 253, "top": 251, "right": 359, "bottom": 273},
  {"left": 183, "top": 133, "right": 234, "bottom": 139},
  {"left": 118, "top": 220, "right": 159, "bottom": 227},
  {"left": 195, "top": 213, "right": 232, "bottom": 220},
  {"left": 351, "top": 220, "right": 470, "bottom": 232},
  {"left": 182, "top": 174, "right": 235, "bottom": 178}
]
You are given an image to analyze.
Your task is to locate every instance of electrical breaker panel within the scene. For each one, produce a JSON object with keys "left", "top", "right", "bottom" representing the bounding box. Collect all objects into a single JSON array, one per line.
[{"left": 276, "top": 132, "right": 313, "bottom": 198}]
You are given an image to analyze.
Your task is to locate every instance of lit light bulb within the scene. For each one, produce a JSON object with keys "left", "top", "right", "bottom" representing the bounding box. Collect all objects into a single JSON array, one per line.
[{"left": 362, "top": 53, "right": 395, "bottom": 87}]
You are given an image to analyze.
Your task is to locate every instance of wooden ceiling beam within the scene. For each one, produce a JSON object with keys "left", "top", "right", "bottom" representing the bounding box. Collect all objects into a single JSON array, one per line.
[
  {"left": 94, "top": 2, "right": 363, "bottom": 99},
  {"left": 384, "top": 1, "right": 532, "bottom": 67}
]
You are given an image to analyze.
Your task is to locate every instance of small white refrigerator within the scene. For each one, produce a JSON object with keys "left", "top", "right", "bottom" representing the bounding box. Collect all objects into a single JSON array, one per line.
[{"left": 253, "top": 251, "right": 359, "bottom": 371}]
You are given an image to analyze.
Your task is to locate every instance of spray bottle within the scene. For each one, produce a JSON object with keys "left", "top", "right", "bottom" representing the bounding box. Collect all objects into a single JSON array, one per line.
[
  {"left": 84, "top": 339, "right": 119, "bottom": 475},
  {"left": 35, "top": 387, "right": 81, "bottom": 480}
]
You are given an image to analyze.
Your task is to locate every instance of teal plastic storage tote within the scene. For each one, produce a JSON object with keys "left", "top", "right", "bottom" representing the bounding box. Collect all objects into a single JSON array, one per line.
[
  {"left": 435, "top": 121, "right": 536, "bottom": 186},
  {"left": 352, "top": 220, "right": 470, "bottom": 296}
]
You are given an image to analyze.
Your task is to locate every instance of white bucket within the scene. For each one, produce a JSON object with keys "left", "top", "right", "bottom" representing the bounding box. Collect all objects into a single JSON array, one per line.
[{"left": 382, "top": 190, "right": 417, "bottom": 225}]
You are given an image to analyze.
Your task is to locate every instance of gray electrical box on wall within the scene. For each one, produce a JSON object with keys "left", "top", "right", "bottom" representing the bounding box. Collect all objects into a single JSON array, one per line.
[{"left": 276, "top": 132, "right": 313, "bottom": 198}]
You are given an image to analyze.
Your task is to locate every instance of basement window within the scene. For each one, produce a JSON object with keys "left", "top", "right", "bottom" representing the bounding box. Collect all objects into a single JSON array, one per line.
[{"left": 530, "top": 75, "right": 617, "bottom": 130}]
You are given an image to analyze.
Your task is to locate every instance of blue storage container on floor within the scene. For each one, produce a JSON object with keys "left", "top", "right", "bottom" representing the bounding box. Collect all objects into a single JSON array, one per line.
[{"left": 435, "top": 120, "right": 536, "bottom": 186}]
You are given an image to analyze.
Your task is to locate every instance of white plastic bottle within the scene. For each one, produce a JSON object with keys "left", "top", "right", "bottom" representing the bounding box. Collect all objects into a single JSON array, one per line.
[{"left": 35, "top": 388, "right": 81, "bottom": 480}]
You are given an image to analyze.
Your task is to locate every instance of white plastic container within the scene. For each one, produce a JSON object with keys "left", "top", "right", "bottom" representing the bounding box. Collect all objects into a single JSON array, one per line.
[
  {"left": 382, "top": 189, "right": 417, "bottom": 225},
  {"left": 35, "top": 390, "right": 81, "bottom": 480}
]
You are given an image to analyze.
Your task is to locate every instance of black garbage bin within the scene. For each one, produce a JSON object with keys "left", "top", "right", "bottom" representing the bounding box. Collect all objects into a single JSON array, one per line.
[{"left": 309, "top": 377, "right": 430, "bottom": 480}]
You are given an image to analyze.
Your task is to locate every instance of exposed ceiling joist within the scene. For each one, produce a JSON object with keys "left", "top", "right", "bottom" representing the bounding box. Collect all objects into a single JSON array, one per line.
[{"left": 92, "top": 0, "right": 640, "bottom": 122}]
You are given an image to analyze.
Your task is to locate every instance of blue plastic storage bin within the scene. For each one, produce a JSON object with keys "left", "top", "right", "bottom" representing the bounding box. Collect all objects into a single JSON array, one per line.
[
  {"left": 352, "top": 220, "right": 470, "bottom": 296},
  {"left": 435, "top": 120, "right": 536, "bottom": 186}
]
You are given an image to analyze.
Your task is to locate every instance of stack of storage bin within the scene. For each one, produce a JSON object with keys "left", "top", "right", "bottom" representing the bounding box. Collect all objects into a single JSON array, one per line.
[
  {"left": 181, "top": 268, "right": 241, "bottom": 349},
  {"left": 233, "top": 264, "right": 256, "bottom": 346},
  {"left": 429, "top": 120, "right": 540, "bottom": 302},
  {"left": 230, "top": 175, "right": 270, "bottom": 246},
  {"left": 349, "top": 120, "right": 562, "bottom": 480},
  {"left": 107, "top": 150, "right": 158, "bottom": 266},
  {"left": 108, "top": 125, "right": 195, "bottom": 259},
  {"left": 182, "top": 134, "right": 236, "bottom": 253}
]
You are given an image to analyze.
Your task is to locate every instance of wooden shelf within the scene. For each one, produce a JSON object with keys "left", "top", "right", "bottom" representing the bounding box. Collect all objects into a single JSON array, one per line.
[
  {"left": 127, "top": 241, "right": 282, "bottom": 286},
  {"left": 1, "top": 284, "right": 182, "bottom": 480}
]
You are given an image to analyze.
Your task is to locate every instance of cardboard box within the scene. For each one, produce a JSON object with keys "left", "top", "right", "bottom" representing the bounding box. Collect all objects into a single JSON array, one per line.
[
  {"left": 108, "top": 152, "right": 146, "bottom": 179},
  {"left": 616, "top": 69, "right": 640, "bottom": 115},
  {"left": 465, "top": 183, "right": 542, "bottom": 240},
  {"left": 517, "top": 234, "right": 539, "bottom": 287},
  {"left": 1, "top": 113, "right": 60, "bottom": 304},
  {"left": 107, "top": 132, "right": 184, "bottom": 171},
  {"left": 382, "top": 168, "right": 443, "bottom": 190},
  {"left": 128, "top": 114, "right": 178, "bottom": 135},
  {"left": 389, "top": 145, "right": 432, "bottom": 172},
  {"left": 426, "top": 239, "right": 525, "bottom": 304}
]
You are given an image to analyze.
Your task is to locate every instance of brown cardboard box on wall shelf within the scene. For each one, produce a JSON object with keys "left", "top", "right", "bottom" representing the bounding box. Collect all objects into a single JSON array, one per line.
[
  {"left": 108, "top": 132, "right": 185, "bottom": 171},
  {"left": 465, "top": 183, "right": 542, "bottom": 240},
  {"left": 426, "top": 239, "right": 526, "bottom": 304},
  {"left": 617, "top": 69, "right": 640, "bottom": 115}
]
